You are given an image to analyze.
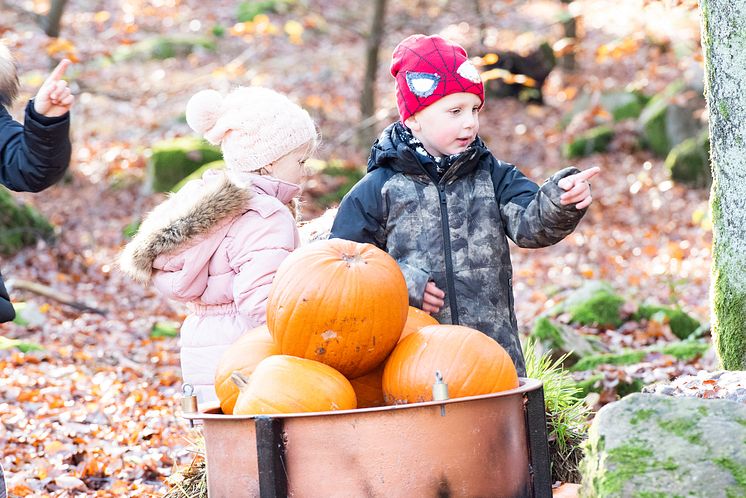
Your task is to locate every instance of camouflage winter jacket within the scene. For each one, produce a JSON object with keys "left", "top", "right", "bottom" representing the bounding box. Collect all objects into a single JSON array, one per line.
[{"left": 330, "top": 122, "right": 586, "bottom": 375}]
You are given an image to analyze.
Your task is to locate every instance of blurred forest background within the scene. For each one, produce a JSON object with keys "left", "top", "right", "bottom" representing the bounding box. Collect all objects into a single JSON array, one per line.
[{"left": 0, "top": 0, "right": 712, "bottom": 494}]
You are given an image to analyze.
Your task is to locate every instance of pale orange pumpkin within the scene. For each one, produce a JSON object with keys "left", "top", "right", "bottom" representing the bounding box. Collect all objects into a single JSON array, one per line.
[
  {"left": 266, "top": 239, "right": 408, "bottom": 378},
  {"left": 214, "top": 325, "right": 280, "bottom": 414},
  {"left": 231, "top": 355, "right": 357, "bottom": 415},
  {"left": 382, "top": 324, "right": 519, "bottom": 405},
  {"left": 399, "top": 306, "right": 439, "bottom": 342},
  {"left": 348, "top": 363, "right": 386, "bottom": 408}
]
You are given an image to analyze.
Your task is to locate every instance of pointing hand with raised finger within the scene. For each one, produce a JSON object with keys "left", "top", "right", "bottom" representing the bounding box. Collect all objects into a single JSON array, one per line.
[{"left": 33, "top": 59, "right": 74, "bottom": 117}]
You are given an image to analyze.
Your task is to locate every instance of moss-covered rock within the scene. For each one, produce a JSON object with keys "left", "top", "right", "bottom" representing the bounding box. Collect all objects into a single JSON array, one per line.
[
  {"left": 0, "top": 187, "right": 55, "bottom": 254},
  {"left": 147, "top": 137, "right": 222, "bottom": 193},
  {"left": 634, "top": 304, "right": 701, "bottom": 340},
  {"left": 581, "top": 393, "right": 746, "bottom": 497},
  {"left": 171, "top": 160, "right": 225, "bottom": 192},
  {"left": 600, "top": 90, "right": 650, "bottom": 121},
  {"left": 113, "top": 35, "right": 217, "bottom": 61},
  {"left": 664, "top": 130, "right": 711, "bottom": 188},
  {"left": 558, "top": 281, "right": 626, "bottom": 329},
  {"left": 562, "top": 125, "right": 614, "bottom": 159},
  {"left": 638, "top": 80, "right": 702, "bottom": 157}
]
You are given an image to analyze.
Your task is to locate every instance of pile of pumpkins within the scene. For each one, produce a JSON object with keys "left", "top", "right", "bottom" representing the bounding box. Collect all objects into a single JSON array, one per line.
[{"left": 214, "top": 239, "right": 519, "bottom": 415}]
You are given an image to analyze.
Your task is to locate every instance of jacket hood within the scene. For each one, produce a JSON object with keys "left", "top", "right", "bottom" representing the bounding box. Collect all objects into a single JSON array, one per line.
[
  {"left": 118, "top": 172, "right": 267, "bottom": 283},
  {"left": 367, "top": 122, "right": 489, "bottom": 178}
]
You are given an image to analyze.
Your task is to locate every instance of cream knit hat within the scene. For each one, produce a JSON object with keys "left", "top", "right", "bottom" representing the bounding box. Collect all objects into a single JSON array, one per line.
[{"left": 185, "top": 86, "right": 317, "bottom": 172}]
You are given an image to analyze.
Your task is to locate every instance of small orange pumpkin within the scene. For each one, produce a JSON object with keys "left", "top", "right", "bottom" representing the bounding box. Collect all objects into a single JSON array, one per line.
[
  {"left": 348, "top": 363, "right": 386, "bottom": 408},
  {"left": 382, "top": 324, "right": 519, "bottom": 405},
  {"left": 399, "top": 306, "right": 439, "bottom": 342},
  {"left": 266, "top": 239, "right": 409, "bottom": 378},
  {"left": 214, "top": 325, "right": 280, "bottom": 414},
  {"left": 232, "top": 355, "right": 357, "bottom": 415}
]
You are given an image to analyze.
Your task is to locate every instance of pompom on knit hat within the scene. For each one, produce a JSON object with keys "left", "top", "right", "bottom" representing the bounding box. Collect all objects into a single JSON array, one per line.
[
  {"left": 390, "top": 34, "right": 484, "bottom": 123},
  {"left": 185, "top": 86, "right": 317, "bottom": 173}
]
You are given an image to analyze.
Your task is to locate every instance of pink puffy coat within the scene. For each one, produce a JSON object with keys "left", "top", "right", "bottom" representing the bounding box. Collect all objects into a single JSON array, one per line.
[{"left": 119, "top": 170, "right": 300, "bottom": 406}]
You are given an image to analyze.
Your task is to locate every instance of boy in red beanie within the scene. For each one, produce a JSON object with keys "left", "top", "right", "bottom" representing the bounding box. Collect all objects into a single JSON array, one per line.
[{"left": 330, "top": 34, "right": 598, "bottom": 375}]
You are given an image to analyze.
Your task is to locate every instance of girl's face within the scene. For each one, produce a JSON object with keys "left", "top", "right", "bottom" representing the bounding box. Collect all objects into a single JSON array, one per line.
[
  {"left": 266, "top": 148, "right": 309, "bottom": 186},
  {"left": 405, "top": 92, "right": 482, "bottom": 157}
]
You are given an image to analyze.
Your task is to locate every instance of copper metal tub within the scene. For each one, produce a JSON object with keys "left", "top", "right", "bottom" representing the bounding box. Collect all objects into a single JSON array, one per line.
[{"left": 184, "top": 378, "right": 551, "bottom": 498}]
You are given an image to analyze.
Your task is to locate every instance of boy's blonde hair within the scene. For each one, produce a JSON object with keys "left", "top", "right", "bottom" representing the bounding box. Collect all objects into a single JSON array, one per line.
[{"left": 0, "top": 43, "right": 19, "bottom": 108}]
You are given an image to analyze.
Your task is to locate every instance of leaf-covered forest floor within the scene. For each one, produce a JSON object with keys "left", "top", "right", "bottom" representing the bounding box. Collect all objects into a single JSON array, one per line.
[{"left": 0, "top": 0, "right": 710, "bottom": 494}]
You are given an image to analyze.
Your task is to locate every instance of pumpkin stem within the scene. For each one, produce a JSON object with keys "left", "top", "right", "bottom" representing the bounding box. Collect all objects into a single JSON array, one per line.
[
  {"left": 340, "top": 252, "right": 364, "bottom": 266},
  {"left": 230, "top": 371, "right": 251, "bottom": 391}
]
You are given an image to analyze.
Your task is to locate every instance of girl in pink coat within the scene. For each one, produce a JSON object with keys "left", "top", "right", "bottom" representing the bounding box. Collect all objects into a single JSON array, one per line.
[{"left": 119, "top": 87, "right": 318, "bottom": 406}]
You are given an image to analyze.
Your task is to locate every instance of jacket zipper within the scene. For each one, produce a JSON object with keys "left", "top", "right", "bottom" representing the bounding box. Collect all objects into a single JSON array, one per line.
[{"left": 437, "top": 182, "right": 459, "bottom": 324}]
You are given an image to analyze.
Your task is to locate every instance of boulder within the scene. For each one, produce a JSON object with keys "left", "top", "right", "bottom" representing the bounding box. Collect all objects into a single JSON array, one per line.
[
  {"left": 581, "top": 393, "right": 746, "bottom": 497},
  {"left": 171, "top": 160, "right": 225, "bottom": 192},
  {"left": 0, "top": 187, "right": 54, "bottom": 254},
  {"left": 599, "top": 90, "right": 650, "bottom": 122},
  {"left": 638, "top": 81, "right": 704, "bottom": 157},
  {"left": 664, "top": 130, "right": 711, "bottom": 188}
]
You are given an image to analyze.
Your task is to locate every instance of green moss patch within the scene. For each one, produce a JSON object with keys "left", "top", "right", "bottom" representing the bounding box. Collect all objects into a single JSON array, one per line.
[
  {"left": 562, "top": 124, "right": 614, "bottom": 159},
  {"left": 635, "top": 304, "right": 701, "bottom": 339},
  {"left": 657, "top": 417, "right": 703, "bottom": 445},
  {"left": 561, "top": 281, "right": 626, "bottom": 328},
  {"left": 571, "top": 340, "right": 709, "bottom": 371},
  {"left": 148, "top": 137, "right": 223, "bottom": 193},
  {"left": 0, "top": 187, "right": 55, "bottom": 254},
  {"left": 593, "top": 442, "right": 678, "bottom": 495}
]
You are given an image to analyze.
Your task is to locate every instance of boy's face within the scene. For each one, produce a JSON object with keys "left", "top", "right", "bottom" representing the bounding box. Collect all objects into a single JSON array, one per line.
[{"left": 405, "top": 92, "right": 482, "bottom": 158}]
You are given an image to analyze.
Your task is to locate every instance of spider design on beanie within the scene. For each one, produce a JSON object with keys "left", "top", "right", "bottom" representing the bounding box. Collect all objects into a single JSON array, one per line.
[{"left": 390, "top": 34, "right": 484, "bottom": 123}]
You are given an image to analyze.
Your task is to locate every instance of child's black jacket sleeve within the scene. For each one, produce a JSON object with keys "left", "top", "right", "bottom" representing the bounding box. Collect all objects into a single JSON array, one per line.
[
  {"left": 491, "top": 161, "right": 586, "bottom": 248},
  {"left": 329, "top": 169, "right": 389, "bottom": 247},
  {"left": 0, "top": 100, "right": 71, "bottom": 192}
]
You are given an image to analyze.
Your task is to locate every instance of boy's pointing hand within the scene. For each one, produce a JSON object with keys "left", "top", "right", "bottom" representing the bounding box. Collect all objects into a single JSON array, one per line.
[
  {"left": 558, "top": 166, "right": 600, "bottom": 210},
  {"left": 34, "top": 59, "right": 74, "bottom": 117}
]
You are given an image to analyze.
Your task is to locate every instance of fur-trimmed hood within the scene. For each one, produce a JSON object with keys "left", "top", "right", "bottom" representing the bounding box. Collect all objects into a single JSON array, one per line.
[
  {"left": 0, "top": 43, "right": 19, "bottom": 108},
  {"left": 119, "top": 172, "right": 254, "bottom": 283}
]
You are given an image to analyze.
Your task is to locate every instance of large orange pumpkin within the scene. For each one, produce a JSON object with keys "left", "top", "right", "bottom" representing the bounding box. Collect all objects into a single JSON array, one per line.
[
  {"left": 382, "top": 324, "right": 519, "bottom": 404},
  {"left": 266, "top": 239, "right": 408, "bottom": 378},
  {"left": 232, "top": 355, "right": 357, "bottom": 415},
  {"left": 214, "top": 325, "right": 280, "bottom": 414},
  {"left": 348, "top": 363, "right": 385, "bottom": 408},
  {"left": 399, "top": 306, "right": 439, "bottom": 342}
]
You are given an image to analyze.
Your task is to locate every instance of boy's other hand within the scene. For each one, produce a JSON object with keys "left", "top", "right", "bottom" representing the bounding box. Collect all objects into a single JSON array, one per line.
[
  {"left": 558, "top": 166, "right": 600, "bottom": 210},
  {"left": 34, "top": 59, "right": 74, "bottom": 117},
  {"left": 422, "top": 281, "right": 445, "bottom": 314}
]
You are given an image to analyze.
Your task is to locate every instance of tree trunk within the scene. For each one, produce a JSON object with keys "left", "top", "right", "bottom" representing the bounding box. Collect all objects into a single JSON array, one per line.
[
  {"left": 44, "top": 0, "right": 69, "bottom": 37},
  {"left": 700, "top": 0, "right": 746, "bottom": 369},
  {"left": 357, "top": 0, "right": 387, "bottom": 151}
]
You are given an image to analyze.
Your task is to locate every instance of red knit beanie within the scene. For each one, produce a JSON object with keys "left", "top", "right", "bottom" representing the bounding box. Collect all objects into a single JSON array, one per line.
[{"left": 390, "top": 34, "right": 484, "bottom": 123}]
